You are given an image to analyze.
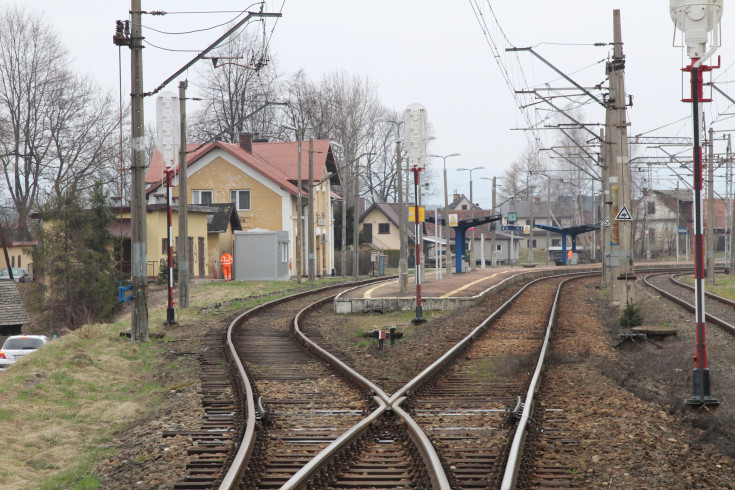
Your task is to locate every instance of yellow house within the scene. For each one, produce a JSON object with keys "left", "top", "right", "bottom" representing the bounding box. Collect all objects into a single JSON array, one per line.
[
  {"left": 3, "top": 240, "right": 37, "bottom": 278},
  {"left": 110, "top": 204, "right": 214, "bottom": 279},
  {"left": 145, "top": 134, "right": 341, "bottom": 278}
]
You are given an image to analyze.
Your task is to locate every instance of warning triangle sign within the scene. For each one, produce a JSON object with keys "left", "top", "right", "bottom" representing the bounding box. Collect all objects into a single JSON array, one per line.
[
  {"left": 602, "top": 217, "right": 610, "bottom": 227},
  {"left": 615, "top": 205, "right": 633, "bottom": 221}
]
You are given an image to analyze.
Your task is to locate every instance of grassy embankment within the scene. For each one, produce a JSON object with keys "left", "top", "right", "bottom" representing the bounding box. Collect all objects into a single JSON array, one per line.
[{"left": 0, "top": 277, "right": 346, "bottom": 489}]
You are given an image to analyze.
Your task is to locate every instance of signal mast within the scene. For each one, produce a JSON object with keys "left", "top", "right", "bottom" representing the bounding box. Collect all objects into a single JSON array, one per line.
[{"left": 670, "top": 0, "right": 723, "bottom": 406}]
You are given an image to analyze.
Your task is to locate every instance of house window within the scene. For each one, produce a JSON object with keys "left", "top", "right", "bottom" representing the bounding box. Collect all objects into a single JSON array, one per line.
[
  {"left": 162, "top": 239, "right": 169, "bottom": 254},
  {"left": 378, "top": 223, "right": 390, "bottom": 234},
  {"left": 11, "top": 256, "right": 14, "bottom": 267},
  {"left": 648, "top": 201, "right": 655, "bottom": 214},
  {"left": 461, "top": 204, "right": 468, "bottom": 210},
  {"left": 230, "top": 190, "right": 251, "bottom": 211},
  {"left": 192, "top": 190, "right": 213, "bottom": 205},
  {"left": 496, "top": 244, "right": 502, "bottom": 251}
]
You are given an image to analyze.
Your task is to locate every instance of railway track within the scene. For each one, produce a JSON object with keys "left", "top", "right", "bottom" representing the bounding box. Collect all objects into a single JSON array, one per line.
[
  {"left": 179, "top": 271, "right": 596, "bottom": 488},
  {"left": 643, "top": 272, "right": 735, "bottom": 336}
]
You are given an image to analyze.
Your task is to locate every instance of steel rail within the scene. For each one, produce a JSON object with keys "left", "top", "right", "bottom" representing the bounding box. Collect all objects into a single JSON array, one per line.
[
  {"left": 392, "top": 397, "right": 452, "bottom": 489},
  {"left": 292, "top": 295, "right": 391, "bottom": 402},
  {"left": 500, "top": 274, "right": 578, "bottom": 489},
  {"left": 219, "top": 278, "right": 389, "bottom": 490},
  {"left": 388, "top": 272, "right": 593, "bottom": 405},
  {"left": 280, "top": 397, "right": 389, "bottom": 490},
  {"left": 670, "top": 273, "right": 735, "bottom": 308},
  {"left": 643, "top": 273, "right": 735, "bottom": 337},
  {"left": 287, "top": 296, "right": 451, "bottom": 488}
]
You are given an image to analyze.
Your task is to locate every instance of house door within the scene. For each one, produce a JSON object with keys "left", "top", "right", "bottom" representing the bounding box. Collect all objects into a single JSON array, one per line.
[
  {"left": 198, "top": 237, "right": 205, "bottom": 277},
  {"left": 188, "top": 237, "right": 194, "bottom": 278},
  {"left": 363, "top": 223, "right": 372, "bottom": 244}
]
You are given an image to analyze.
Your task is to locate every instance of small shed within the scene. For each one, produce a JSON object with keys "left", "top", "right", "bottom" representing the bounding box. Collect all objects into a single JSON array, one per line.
[
  {"left": 233, "top": 230, "right": 290, "bottom": 281},
  {"left": 0, "top": 281, "right": 29, "bottom": 335}
]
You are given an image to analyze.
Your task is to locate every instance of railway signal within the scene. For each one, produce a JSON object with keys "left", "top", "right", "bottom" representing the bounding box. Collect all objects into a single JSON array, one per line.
[{"left": 670, "top": 0, "right": 722, "bottom": 406}]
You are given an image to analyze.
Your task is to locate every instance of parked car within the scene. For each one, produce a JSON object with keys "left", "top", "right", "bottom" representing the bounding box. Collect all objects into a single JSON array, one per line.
[
  {"left": 0, "top": 267, "right": 31, "bottom": 282},
  {"left": 0, "top": 335, "right": 50, "bottom": 369}
]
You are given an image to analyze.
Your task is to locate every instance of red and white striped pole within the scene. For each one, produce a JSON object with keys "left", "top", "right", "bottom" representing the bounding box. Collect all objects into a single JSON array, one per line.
[
  {"left": 412, "top": 164, "right": 426, "bottom": 325},
  {"left": 685, "top": 59, "right": 716, "bottom": 405},
  {"left": 166, "top": 169, "right": 177, "bottom": 325}
]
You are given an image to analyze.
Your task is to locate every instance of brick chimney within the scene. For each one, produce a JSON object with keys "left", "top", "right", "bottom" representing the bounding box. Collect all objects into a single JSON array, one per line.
[{"left": 239, "top": 132, "right": 253, "bottom": 153}]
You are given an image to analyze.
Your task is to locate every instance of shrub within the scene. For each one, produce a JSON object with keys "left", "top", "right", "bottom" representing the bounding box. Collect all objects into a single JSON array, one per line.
[{"left": 619, "top": 301, "right": 643, "bottom": 327}]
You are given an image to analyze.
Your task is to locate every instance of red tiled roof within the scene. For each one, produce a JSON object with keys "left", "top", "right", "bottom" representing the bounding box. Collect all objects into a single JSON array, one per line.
[
  {"left": 145, "top": 141, "right": 300, "bottom": 197},
  {"left": 252, "top": 140, "right": 336, "bottom": 182}
]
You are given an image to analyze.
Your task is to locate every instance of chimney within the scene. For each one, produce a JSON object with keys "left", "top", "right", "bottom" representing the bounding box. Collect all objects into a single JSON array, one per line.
[{"left": 239, "top": 132, "right": 253, "bottom": 153}]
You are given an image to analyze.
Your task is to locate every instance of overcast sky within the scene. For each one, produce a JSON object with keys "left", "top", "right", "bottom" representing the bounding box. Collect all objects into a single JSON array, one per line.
[{"left": 20, "top": 1, "right": 735, "bottom": 209}]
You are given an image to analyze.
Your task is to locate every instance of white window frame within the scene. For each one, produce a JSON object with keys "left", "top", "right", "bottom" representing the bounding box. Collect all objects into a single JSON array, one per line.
[
  {"left": 279, "top": 242, "right": 288, "bottom": 263},
  {"left": 230, "top": 189, "right": 251, "bottom": 211},
  {"left": 192, "top": 189, "right": 213, "bottom": 205}
]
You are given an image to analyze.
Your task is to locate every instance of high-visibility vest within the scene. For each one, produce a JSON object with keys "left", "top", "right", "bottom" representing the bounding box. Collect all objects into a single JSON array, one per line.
[{"left": 221, "top": 253, "right": 233, "bottom": 266}]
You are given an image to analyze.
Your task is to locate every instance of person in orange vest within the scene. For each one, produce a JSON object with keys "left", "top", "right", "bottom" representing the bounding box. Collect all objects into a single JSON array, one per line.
[{"left": 220, "top": 252, "right": 233, "bottom": 281}]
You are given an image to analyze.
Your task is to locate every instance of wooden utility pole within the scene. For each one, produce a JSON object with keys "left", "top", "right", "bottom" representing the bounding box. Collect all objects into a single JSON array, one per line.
[
  {"left": 341, "top": 151, "right": 347, "bottom": 278},
  {"left": 353, "top": 157, "right": 360, "bottom": 279},
  {"left": 707, "top": 127, "right": 715, "bottom": 283},
  {"left": 178, "top": 80, "right": 189, "bottom": 307},
  {"left": 130, "top": 0, "right": 148, "bottom": 341},
  {"left": 397, "top": 140, "right": 407, "bottom": 292},
  {"left": 296, "top": 135, "right": 303, "bottom": 283},
  {"left": 308, "top": 138, "right": 315, "bottom": 283},
  {"left": 491, "top": 177, "right": 497, "bottom": 267},
  {"left": 607, "top": 9, "right": 634, "bottom": 307}
]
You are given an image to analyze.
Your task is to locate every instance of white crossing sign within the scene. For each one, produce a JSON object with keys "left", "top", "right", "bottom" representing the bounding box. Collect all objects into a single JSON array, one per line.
[
  {"left": 602, "top": 217, "right": 611, "bottom": 227},
  {"left": 615, "top": 204, "right": 633, "bottom": 221}
]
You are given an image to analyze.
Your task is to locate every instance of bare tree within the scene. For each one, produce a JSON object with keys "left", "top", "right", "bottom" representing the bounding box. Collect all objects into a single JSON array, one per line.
[
  {"left": 189, "top": 28, "right": 281, "bottom": 143},
  {"left": 0, "top": 6, "right": 123, "bottom": 236},
  {"left": 0, "top": 6, "right": 65, "bottom": 238},
  {"left": 46, "top": 75, "right": 122, "bottom": 198}
]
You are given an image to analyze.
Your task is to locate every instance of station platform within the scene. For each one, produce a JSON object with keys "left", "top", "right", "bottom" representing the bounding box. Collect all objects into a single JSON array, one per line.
[{"left": 334, "top": 263, "right": 598, "bottom": 314}]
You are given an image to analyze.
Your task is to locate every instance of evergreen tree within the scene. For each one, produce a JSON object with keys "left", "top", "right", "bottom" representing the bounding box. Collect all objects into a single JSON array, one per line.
[{"left": 32, "top": 184, "right": 118, "bottom": 328}]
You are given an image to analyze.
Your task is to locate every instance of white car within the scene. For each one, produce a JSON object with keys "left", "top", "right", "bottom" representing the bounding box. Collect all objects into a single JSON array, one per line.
[{"left": 0, "top": 335, "right": 50, "bottom": 369}]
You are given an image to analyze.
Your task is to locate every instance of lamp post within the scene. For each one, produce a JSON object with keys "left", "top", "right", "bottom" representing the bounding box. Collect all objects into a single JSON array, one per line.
[
  {"left": 350, "top": 152, "right": 375, "bottom": 279},
  {"left": 283, "top": 124, "right": 306, "bottom": 283},
  {"left": 457, "top": 166, "right": 484, "bottom": 271},
  {"left": 376, "top": 117, "right": 407, "bottom": 292},
  {"left": 429, "top": 153, "right": 460, "bottom": 277}
]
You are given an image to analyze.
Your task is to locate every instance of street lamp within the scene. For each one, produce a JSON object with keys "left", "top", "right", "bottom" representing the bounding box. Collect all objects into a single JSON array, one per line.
[
  {"left": 350, "top": 152, "right": 375, "bottom": 280},
  {"left": 457, "top": 166, "right": 484, "bottom": 271},
  {"left": 376, "top": 117, "right": 408, "bottom": 292},
  {"left": 329, "top": 141, "right": 348, "bottom": 278},
  {"left": 429, "top": 152, "right": 461, "bottom": 277},
  {"left": 283, "top": 124, "right": 306, "bottom": 283}
]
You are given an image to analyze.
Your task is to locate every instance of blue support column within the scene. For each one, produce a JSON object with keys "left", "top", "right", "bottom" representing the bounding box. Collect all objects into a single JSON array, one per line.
[
  {"left": 454, "top": 227, "right": 467, "bottom": 273},
  {"left": 561, "top": 233, "right": 568, "bottom": 265}
]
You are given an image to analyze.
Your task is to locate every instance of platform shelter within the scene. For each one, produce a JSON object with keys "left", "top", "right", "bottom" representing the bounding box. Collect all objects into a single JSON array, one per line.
[
  {"left": 426, "top": 214, "right": 502, "bottom": 272},
  {"left": 534, "top": 222, "right": 600, "bottom": 264}
]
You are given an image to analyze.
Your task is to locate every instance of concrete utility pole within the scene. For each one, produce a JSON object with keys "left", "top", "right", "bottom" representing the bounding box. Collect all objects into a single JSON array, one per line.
[
  {"left": 130, "top": 0, "right": 148, "bottom": 341},
  {"left": 178, "top": 80, "right": 189, "bottom": 308},
  {"left": 607, "top": 9, "right": 635, "bottom": 307},
  {"left": 308, "top": 138, "right": 315, "bottom": 283},
  {"left": 729, "top": 135, "right": 735, "bottom": 272},
  {"left": 457, "top": 166, "right": 484, "bottom": 271},
  {"left": 707, "top": 127, "right": 715, "bottom": 283},
  {"left": 600, "top": 129, "right": 610, "bottom": 286}
]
